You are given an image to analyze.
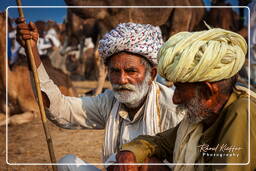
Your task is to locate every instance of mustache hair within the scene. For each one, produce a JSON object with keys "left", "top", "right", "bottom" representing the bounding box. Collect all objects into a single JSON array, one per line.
[
  {"left": 176, "top": 97, "right": 212, "bottom": 124},
  {"left": 112, "top": 84, "right": 136, "bottom": 91}
]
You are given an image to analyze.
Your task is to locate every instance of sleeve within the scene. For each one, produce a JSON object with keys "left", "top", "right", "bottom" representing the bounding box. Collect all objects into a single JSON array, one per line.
[
  {"left": 211, "top": 97, "right": 256, "bottom": 171},
  {"left": 120, "top": 125, "right": 179, "bottom": 163},
  {"left": 37, "top": 63, "right": 114, "bottom": 129}
]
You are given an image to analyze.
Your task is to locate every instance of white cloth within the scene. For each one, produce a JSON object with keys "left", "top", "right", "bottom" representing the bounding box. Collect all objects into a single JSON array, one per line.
[
  {"left": 98, "top": 22, "right": 163, "bottom": 66},
  {"left": 104, "top": 81, "right": 165, "bottom": 161},
  {"left": 9, "top": 30, "right": 20, "bottom": 55},
  {"left": 37, "top": 63, "right": 183, "bottom": 162},
  {"left": 9, "top": 30, "right": 22, "bottom": 64},
  {"left": 173, "top": 118, "right": 203, "bottom": 171},
  {"left": 58, "top": 154, "right": 100, "bottom": 171},
  {"left": 84, "top": 37, "right": 95, "bottom": 50},
  {"left": 37, "top": 37, "right": 52, "bottom": 55},
  {"left": 45, "top": 28, "right": 61, "bottom": 48}
]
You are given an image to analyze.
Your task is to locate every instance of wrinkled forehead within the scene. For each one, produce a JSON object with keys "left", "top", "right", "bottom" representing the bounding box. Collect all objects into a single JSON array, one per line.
[{"left": 174, "top": 82, "right": 200, "bottom": 89}]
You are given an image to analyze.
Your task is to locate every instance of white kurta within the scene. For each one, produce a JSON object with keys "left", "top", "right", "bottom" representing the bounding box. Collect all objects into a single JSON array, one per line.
[
  {"left": 45, "top": 28, "right": 61, "bottom": 48},
  {"left": 38, "top": 64, "right": 184, "bottom": 162}
]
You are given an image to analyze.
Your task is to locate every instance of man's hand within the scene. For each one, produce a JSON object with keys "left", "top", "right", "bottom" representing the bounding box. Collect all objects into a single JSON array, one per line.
[
  {"left": 15, "top": 17, "right": 42, "bottom": 67},
  {"left": 108, "top": 151, "right": 170, "bottom": 171},
  {"left": 16, "top": 17, "right": 39, "bottom": 48},
  {"left": 107, "top": 151, "right": 139, "bottom": 171}
]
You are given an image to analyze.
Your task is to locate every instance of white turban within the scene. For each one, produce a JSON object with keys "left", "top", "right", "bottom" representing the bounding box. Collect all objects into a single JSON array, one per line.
[
  {"left": 157, "top": 28, "right": 247, "bottom": 82},
  {"left": 98, "top": 22, "right": 163, "bottom": 66}
]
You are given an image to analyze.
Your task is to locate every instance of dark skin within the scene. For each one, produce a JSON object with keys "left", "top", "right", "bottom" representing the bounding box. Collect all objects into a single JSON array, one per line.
[
  {"left": 15, "top": 17, "right": 157, "bottom": 119},
  {"left": 113, "top": 81, "right": 231, "bottom": 171},
  {"left": 16, "top": 17, "right": 41, "bottom": 66},
  {"left": 107, "top": 151, "right": 170, "bottom": 171},
  {"left": 173, "top": 82, "right": 230, "bottom": 128},
  {"left": 16, "top": 17, "right": 50, "bottom": 107},
  {"left": 108, "top": 52, "right": 157, "bottom": 119}
]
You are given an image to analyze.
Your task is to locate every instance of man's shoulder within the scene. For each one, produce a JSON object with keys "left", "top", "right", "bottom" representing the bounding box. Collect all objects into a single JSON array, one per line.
[
  {"left": 81, "top": 89, "right": 115, "bottom": 105},
  {"left": 228, "top": 96, "right": 248, "bottom": 110},
  {"left": 224, "top": 93, "right": 255, "bottom": 123},
  {"left": 227, "top": 91, "right": 256, "bottom": 114},
  {"left": 96, "top": 89, "right": 116, "bottom": 102},
  {"left": 99, "top": 89, "right": 115, "bottom": 97}
]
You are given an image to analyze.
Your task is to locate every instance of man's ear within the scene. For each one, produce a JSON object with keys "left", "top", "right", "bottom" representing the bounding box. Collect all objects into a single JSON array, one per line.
[
  {"left": 199, "top": 82, "right": 217, "bottom": 100},
  {"left": 150, "top": 67, "right": 157, "bottom": 81}
]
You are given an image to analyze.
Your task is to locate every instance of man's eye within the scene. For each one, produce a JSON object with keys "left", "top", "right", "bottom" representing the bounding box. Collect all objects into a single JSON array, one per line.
[
  {"left": 125, "top": 69, "right": 137, "bottom": 73},
  {"left": 110, "top": 68, "right": 120, "bottom": 73}
]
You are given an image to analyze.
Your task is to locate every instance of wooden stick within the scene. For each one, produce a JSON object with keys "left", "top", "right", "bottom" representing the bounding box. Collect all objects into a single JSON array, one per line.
[{"left": 15, "top": 1, "right": 57, "bottom": 170}]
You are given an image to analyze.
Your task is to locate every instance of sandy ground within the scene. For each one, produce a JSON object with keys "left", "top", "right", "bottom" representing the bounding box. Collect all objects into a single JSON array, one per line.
[
  {"left": 0, "top": 81, "right": 110, "bottom": 171},
  {"left": 0, "top": 118, "right": 105, "bottom": 171}
]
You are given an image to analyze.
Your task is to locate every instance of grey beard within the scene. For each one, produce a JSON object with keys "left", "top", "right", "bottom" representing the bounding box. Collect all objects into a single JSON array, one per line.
[
  {"left": 112, "top": 72, "right": 151, "bottom": 108},
  {"left": 176, "top": 95, "right": 213, "bottom": 124}
]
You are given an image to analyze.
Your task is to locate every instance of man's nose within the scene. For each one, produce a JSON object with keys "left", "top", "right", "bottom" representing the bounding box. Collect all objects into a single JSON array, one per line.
[{"left": 118, "top": 71, "right": 129, "bottom": 85}]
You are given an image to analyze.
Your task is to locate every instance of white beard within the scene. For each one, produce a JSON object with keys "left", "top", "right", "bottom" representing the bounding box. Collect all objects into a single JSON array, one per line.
[
  {"left": 176, "top": 93, "right": 212, "bottom": 124},
  {"left": 112, "top": 72, "right": 151, "bottom": 108}
]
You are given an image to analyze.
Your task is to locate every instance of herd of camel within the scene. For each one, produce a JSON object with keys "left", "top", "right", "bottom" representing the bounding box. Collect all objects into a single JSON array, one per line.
[{"left": 0, "top": 0, "right": 250, "bottom": 126}]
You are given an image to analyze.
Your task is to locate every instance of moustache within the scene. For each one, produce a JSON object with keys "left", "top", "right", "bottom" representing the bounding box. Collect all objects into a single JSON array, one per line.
[{"left": 112, "top": 84, "right": 136, "bottom": 91}]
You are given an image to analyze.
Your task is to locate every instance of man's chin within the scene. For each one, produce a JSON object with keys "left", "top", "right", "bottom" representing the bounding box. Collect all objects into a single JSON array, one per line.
[
  {"left": 114, "top": 89, "right": 133, "bottom": 93},
  {"left": 114, "top": 91, "right": 146, "bottom": 108},
  {"left": 114, "top": 91, "right": 134, "bottom": 103}
]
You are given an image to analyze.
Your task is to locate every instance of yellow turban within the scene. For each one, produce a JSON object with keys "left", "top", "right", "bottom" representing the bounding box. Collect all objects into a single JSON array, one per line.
[{"left": 157, "top": 28, "right": 247, "bottom": 82}]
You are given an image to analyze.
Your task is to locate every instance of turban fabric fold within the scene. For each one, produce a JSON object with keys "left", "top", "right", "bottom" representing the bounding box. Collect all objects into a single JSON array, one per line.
[
  {"left": 157, "top": 28, "right": 247, "bottom": 82},
  {"left": 98, "top": 23, "right": 163, "bottom": 66}
]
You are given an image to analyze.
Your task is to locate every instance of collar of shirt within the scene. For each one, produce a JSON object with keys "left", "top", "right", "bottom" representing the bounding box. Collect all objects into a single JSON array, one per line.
[{"left": 118, "top": 103, "right": 146, "bottom": 123}]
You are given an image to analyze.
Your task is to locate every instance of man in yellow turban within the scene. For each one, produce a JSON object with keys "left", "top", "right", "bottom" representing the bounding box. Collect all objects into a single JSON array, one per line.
[{"left": 111, "top": 28, "right": 256, "bottom": 171}]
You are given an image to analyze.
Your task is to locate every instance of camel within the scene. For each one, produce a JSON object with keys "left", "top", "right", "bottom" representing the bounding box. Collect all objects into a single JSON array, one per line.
[
  {"left": 64, "top": 0, "right": 205, "bottom": 37},
  {"left": 204, "top": 2, "right": 246, "bottom": 34},
  {"left": 62, "top": 0, "right": 206, "bottom": 95},
  {"left": 60, "top": 10, "right": 110, "bottom": 96},
  {"left": 0, "top": 13, "right": 77, "bottom": 126},
  {"left": 65, "top": 47, "right": 97, "bottom": 81},
  {"left": 60, "top": 11, "right": 107, "bottom": 83},
  {"left": 194, "top": 0, "right": 249, "bottom": 38}
]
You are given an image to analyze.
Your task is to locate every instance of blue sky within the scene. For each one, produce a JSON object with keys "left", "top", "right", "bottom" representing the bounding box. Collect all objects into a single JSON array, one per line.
[
  {"left": 0, "top": 0, "right": 67, "bottom": 23},
  {"left": 7, "top": 7, "right": 67, "bottom": 23},
  {"left": 0, "top": 0, "right": 250, "bottom": 24}
]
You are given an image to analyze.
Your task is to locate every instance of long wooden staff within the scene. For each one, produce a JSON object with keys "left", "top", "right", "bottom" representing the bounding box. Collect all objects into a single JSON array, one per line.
[{"left": 15, "top": 1, "right": 57, "bottom": 170}]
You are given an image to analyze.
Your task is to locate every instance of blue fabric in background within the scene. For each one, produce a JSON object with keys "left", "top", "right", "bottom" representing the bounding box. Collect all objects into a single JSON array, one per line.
[{"left": 8, "top": 36, "right": 12, "bottom": 61}]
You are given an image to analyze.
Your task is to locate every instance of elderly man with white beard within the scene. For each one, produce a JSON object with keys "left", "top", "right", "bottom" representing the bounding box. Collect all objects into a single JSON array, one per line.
[
  {"left": 113, "top": 28, "right": 256, "bottom": 171},
  {"left": 16, "top": 17, "right": 184, "bottom": 171}
]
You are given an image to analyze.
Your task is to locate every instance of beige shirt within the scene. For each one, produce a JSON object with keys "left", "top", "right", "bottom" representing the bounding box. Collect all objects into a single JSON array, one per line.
[{"left": 38, "top": 64, "right": 184, "bottom": 161}]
